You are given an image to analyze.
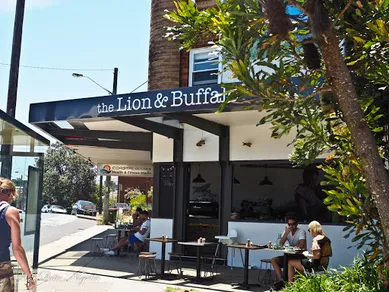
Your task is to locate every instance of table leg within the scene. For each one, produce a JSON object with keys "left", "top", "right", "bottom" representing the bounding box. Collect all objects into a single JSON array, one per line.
[
  {"left": 282, "top": 253, "right": 289, "bottom": 281},
  {"left": 196, "top": 246, "right": 201, "bottom": 281},
  {"left": 161, "top": 242, "right": 166, "bottom": 279},
  {"left": 117, "top": 230, "right": 122, "bottom": 255},
  {"left": 243, "top": 249, "right": 249, "bottom": 287}
]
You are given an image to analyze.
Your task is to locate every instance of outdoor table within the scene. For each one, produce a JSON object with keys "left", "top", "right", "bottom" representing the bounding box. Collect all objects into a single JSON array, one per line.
[
  {"left": 263, "top": 247, "right": 304, "bottom": 281},
  {"left": 115, "top": 227, "right": 135, "bottom": 255},
  {"left": 226, "top": 244, "right": 266, "bottom": 289},
  {"left": 145, "top": 237, "right": 178, "bottom": 279},
  {"left": 178, "top": 241, "right": 216, "bottom": 282}
]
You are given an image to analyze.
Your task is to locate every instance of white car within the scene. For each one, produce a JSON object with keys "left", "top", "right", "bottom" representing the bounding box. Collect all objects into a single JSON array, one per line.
[
  {"left": 49, "top": 205, "right": 67, "bottom": 214},
  {"left": 41, "top": 204, "right": 50, "bottom": 213}
]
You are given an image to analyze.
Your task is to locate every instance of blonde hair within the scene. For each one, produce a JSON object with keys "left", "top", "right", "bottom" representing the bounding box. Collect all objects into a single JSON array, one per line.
[
  {"left": 308, "top": 220, "right": 326, "bottom": 236},
  {"left": 0, "top": 177, "right": 18, "bottom": 202}
]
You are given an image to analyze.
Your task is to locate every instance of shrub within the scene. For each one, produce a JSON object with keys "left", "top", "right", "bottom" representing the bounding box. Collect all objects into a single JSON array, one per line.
[{"left": 283, "top": 255, "right": 389, "bottom": 292}]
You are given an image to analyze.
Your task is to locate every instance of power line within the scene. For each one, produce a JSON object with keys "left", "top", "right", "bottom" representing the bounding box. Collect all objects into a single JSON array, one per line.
[{"left": 0, "top": 62, "right": 113, "bottom": 72}]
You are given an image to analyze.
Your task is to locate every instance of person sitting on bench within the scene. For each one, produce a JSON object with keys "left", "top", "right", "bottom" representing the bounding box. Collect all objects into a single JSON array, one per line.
[{"left": 104, "top": 211, "right": 150, "bottom": 256}]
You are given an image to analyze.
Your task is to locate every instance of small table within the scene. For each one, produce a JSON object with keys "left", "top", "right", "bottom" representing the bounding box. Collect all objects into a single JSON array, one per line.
[
  {"left": 115, "top": 228, "right": 135, "bottom": 255},
  {"left": 178, "top": 241, "right": 216, "bottom": 282},
  {"left": 226, "top": 244, "right": 266, "bottom": 289},
  {"left": 263, "top": 248, "right": 304, "bottom": 281},
  {"left": 145, "top": 237, "right": 178, "bottom": 279}
]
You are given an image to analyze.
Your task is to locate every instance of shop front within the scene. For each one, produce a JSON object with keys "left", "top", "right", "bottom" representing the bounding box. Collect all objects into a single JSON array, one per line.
[{"left": 29, "top": 84, "right": 361, "bottom": 268}]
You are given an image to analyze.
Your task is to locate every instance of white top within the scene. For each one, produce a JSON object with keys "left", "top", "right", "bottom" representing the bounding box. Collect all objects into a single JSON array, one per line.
[
  {"left": 134, "top": 220, "right": 150, "bottom": 242},
  {"left": 282, "top": 228, "right": 306, "bottom": 247}
]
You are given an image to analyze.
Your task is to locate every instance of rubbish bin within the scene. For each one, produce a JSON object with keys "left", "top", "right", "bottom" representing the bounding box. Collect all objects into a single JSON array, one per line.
[{"left": 108, "top": 208, "right": 118, "bottom": 223}]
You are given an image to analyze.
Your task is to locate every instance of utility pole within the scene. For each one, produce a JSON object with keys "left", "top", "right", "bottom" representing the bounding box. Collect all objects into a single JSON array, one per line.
[
  {"left": 103, "top": 67, "right": 118, "bottom": 223},
  {"left": 1, "top": 0, "right": 26, "bottom": 179}
]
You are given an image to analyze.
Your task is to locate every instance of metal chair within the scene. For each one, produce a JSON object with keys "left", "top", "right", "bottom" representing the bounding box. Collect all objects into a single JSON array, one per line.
[
  {"left": 90, "top": 237, "right": 104, "bottom": 256},
  {"left": 104, "top": 234, "right": 118, "bottom": 249},
  {"left": 214, "top": 229, "right": 244, "bottom": 269},
  {"left": 167, "top": 252, "right": 183, "bottom": 277},
  {"left": 258, "top": 258, "right": 275, "bottom": 285}
]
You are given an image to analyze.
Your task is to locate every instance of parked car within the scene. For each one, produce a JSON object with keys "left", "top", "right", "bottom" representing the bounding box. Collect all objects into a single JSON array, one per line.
[
  {"left": 71, "top": 200, "right": 97, "bottom": 216},
  {"left": 41, "top": 204, "right": 50, "bottom": 213},
  {"left": 49, "top": 205, "right": 67, "bottom": 214}
]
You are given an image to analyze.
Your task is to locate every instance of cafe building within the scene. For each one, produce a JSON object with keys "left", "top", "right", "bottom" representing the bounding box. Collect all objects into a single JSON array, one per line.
[{"left": 28, "top": 0, "right": 361, "bottom": 268}]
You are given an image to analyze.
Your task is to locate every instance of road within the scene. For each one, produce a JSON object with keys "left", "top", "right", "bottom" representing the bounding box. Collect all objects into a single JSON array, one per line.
[{"left": 40, "top": 213, "right": 97, "bottom": 246}]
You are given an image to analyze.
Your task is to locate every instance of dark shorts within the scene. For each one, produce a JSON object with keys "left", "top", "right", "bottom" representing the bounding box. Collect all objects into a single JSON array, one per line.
[
  {"left": 275, "top": 254, "right": 304, "bottom": 268},
  {"left": 128, "top": 235, "right": 142, "bottom": 244},
  {"left": 0, "top": 262, "right": 14, "bottom": 292}
]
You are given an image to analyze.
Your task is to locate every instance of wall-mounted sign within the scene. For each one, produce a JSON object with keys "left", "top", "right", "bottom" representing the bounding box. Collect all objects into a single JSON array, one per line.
[
  {"left": 30, "top": 85, "right": 227, "bottom": 123},
  {"left": 98, "top": 164, "right": 153, "bottom": 177}
]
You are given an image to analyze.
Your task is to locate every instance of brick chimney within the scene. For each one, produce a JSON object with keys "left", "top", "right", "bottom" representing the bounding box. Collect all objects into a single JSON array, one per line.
[
  {"left": 148, "top": 0, "right": 181, "bottom": 91},
  {"left": 194, "top": 0, "right": 217, "bottom": 10}
]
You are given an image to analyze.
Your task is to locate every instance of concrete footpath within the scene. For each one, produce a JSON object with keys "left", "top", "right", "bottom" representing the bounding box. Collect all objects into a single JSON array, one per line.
[
  {"left": 38, "top": 225, "right": 113, "bottom": 264},
  {"left": 15, "top": 225, "right": 271, "bottom": 292}
]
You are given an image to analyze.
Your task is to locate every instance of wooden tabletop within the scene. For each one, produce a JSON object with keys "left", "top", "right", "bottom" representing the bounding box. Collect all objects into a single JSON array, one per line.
[
  {"left": 263, "top": 248, "right": 303, "bottom": 254},
  {"left": 115, "top": 228, "right": 135, "bottom": 232},
  {"left": 178, "top": 241, "right": 216, "bottom": 247},
  {"left": 226, "top": 244, "right": 266, "bottom": 250},
  {"left": 146, "top": 237, "right": 178, "bottom": 243}
]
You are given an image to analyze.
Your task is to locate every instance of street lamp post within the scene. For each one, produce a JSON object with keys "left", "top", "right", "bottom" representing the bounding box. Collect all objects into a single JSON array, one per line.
[{"left": 72, "top": 68, "right": 118, "bottom": 221}]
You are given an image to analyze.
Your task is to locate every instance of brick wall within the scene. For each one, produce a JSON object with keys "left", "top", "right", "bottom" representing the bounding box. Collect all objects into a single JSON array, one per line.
[
  {"left": 149, "top": 0, "right": 218, "bottom": 90},
  {"left": 195, "top": 0, "right": 217, "bottom": 10},
  {"left": 118, "top": 177, "right": 153, "bottom": 203},
  {"left": 148, "top": 0, "right": 181, "bottom": 91}
]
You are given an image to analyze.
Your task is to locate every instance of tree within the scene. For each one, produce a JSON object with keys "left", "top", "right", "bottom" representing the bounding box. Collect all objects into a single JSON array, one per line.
[
  {"left": 165, "top": 0, "right": 389, "bottom": 271},
  {"left": 42, "top": 142, "right": 97, "bottom": 207}
]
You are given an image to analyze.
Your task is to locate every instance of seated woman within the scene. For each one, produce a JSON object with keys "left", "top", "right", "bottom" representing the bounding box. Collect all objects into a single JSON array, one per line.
[{"left": 287, "top": 220, "right": 332, "bottom": 283}]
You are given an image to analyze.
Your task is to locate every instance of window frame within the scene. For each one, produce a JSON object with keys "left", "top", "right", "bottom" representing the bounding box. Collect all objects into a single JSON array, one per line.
[{"left": 189, "top": 47, "right": 222, "bottom": 87}]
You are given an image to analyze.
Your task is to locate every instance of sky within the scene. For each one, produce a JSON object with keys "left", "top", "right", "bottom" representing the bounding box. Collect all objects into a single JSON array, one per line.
[
  {"left": 0, "top": 0, "right": 151, "bottom": 127},
  {"left": 0, "top": 0, "right": 151, "bottom": 179}
]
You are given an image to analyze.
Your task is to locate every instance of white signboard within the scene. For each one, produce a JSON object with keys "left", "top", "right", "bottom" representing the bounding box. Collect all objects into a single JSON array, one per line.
[{"left": 97, "top": 164, "right": 153, "bottom": 177}]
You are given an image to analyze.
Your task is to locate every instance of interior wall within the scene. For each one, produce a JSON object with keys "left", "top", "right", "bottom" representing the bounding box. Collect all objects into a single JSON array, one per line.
[
  {"left": 189, "top": 162, "right": 221, "bottom": 201},
  {"left": 232, "top": 166, "right": 304, "bottom": 211},
  {"left": 152, "top": 133, "right": 174, "bottom": 163},
  {"left": 183, "top": 124, "right": 219, "bottom": 162}
]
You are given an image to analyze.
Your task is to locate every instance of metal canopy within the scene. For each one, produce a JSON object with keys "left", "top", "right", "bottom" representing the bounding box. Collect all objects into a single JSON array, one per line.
[{"left": 27, "top": 84, "right": 247, "bottom": 164}]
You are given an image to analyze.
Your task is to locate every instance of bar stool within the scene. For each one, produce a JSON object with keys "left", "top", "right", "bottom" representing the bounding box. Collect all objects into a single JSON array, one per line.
[
  {"left": 137, "top": 254, "right": 157, "bottom": 279},
  {"left": 104, "top": 234, "right": 118, "bottom": 249},
  {"left": 90, "top": 238, "right": 104, "bottom": 256},
  {"left": 167, "top": 252, "right": 183, "bottom": 276},
  {"left": 258, "top": 258, "right": 275, "bottom": 285}
]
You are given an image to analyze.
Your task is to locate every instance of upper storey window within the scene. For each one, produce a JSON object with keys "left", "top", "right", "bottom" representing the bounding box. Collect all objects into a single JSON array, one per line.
[{"left": 189, "top": 47, "right": 221, "bottom": 86}]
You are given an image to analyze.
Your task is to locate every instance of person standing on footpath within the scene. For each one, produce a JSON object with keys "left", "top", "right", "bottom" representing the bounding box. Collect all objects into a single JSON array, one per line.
[{"left": 0, "top": 177, "right": 35, "bottom": 291}]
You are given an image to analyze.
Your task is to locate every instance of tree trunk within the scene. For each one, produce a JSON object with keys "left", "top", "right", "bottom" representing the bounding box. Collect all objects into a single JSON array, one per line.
[
  {"left": 317, "top": 29, "right": 389, "bottom": 262},
  {"left": 103, "top": 176, "right": 111, "bottom": 224}
]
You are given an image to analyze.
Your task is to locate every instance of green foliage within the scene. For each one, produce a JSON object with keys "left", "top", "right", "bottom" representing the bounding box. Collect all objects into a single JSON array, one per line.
[
  {"left": 165, "top": 0, "right": 389, "bottom": 277},
  {"left": 125, "top": 187, "right": 153, "bottom": 210},
  {"left": 283, "top": 255, "right": 388, "bottom": 292},
  {"left": 42, "top": 142, "right": 97, "bottom": 207}
]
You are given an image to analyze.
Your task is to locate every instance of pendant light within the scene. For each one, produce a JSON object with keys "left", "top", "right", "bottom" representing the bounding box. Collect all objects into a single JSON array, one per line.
[
  {"left": 259, "top": 165, "right": 273, "bottom": 186},
  {"left": 192, "top": 164, "right": 206, "bottom": 183}
]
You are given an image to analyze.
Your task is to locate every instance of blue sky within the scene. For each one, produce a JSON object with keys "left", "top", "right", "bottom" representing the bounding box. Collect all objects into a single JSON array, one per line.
[
  {"left": 0, "top": 0, "right": 151, "bottom": 126},
  {"left": 0, "top": 0, "right": 151, "bottom": 179}
]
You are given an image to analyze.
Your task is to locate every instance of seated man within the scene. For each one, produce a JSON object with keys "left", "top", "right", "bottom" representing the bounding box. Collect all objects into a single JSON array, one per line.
[
  {"left": 271, "top": 215, "right": 306, "bottom": 287},
  {"left": 104, "top": 211, "right": 150, "bottom": 256},
  {"left": 132, "top": 207, "right": 143, "bottom": 228}
]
